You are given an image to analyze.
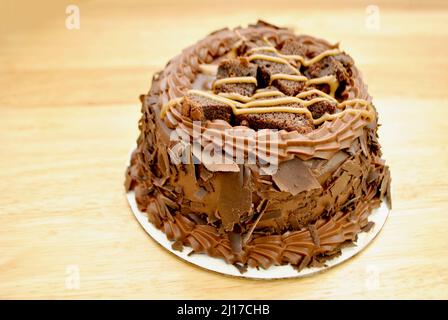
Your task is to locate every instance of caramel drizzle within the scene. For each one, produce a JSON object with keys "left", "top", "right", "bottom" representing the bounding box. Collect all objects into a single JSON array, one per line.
[
  {"left": 190, "top": 90, "right": 314, "bottom": 118},
  {"left": 245, "top": 46, "right": 342, "bottom": 96},
  {"left": 267, "top": 73, "right": 339, "bottom": 97},
  {"left": 160, "top": 90, "right": 375, "bottom": 125},
  {"left": 218, "top": 90, "right": 283, "bottom": 103},
  {"left": 210, "top": 45, "right": 342, "bottom": 99},
  {"left": 253, "top": 90, "right": 285, "bottom": 99},
  {"left": 306, "top": 75, "right": 339, "bottom": 96},
  {"left": 262, "top": 36, "right": 274, "bottom": 47},
  {"left": 217, "top": 92, "right": 254, "bottom": 103},
  {"left": 216, "top": 73, "right": 339, "bottom": 97},
  {"left": 160, "top": 42, "right": 370, "bottom": 125},
  {"left": 314, "top": 99, "right": 373, "bottom": 125},
  {"left": 296, "top": 89, "right": 337, "bottom": 102},
  {"left": 247, "top": 53, "right": 300, "bottom": 75},
  {"left": 212, "top": 76, "right": 257, "bottom": 90},
  {"left": 218, "top": 88, "right": 337, "bottom": 104},
  {"left": 269, "top": 74, "right": 307, "bottom": 84},
  {"left": 247, "top": 46, "right": 341, "bottom": 67}
]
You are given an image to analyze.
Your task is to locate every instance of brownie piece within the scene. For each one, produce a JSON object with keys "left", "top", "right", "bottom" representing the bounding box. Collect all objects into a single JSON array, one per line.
[
  {"left": 272, "top": 75, "right": 306, "bottom": 97},
  {"left": 214, "top": 58, "right": 258, "bottom": 96},
  {"left": 334, "top": 54, "right": 354, "bottom": 74},
  {"left": 281, "top": 38, "right": 333, "bottom": 61},
  {"left": 181, "top": 93, "right": 233, "bottom": 122},
  {"left": 308, "top": 100, "right": 336, "bottom": 119},
  {"left": 279, "top": 39, "right": 307, "bottom": 65},
  {"left": 235, "top": 97, "right": 314, "bottom": 133},
  {"left": 250, "top": 50, "right": 305, "bottom": 96},
  {"left": 303, "top": 54, "right": 353, "bottom": 97},
  {"left": 301, "top": 92, "right": 337, "bottom": 119},
  {"left": 236, "top": 39, "right": 265, "bottom": 56}
]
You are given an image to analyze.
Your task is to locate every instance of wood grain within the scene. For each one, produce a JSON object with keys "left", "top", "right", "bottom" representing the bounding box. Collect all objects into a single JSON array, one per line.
[{"left": 1, "top": 0, "right": 447, "bottom": 299}]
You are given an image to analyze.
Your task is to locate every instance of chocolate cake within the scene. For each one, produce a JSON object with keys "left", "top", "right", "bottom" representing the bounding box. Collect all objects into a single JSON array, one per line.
[{"left": 125, "top": 21, "right": 391, "bottom": 271}]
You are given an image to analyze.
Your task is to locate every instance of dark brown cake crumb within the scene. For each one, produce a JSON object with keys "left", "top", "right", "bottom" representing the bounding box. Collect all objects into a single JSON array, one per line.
[
  {"left": 181, "top": 93, "right": 233, "bottom": 122},
  {"left": 214, "top": 58, "right": 258, "bottom": 96}
]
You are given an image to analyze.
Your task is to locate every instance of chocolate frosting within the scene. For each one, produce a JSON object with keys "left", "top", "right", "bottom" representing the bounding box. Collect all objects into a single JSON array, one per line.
[{"left": 125, "top": 21, "right": 391, "bottom": 271}]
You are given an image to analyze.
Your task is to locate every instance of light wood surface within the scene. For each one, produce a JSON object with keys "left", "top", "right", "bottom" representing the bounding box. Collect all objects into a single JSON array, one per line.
[{"left": 1, "top": 0, "right": 448, "bottom": 299}]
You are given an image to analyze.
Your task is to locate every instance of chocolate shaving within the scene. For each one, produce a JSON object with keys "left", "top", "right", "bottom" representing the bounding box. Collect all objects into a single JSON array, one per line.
[
  {"left": 124, "top": 167, "right": 134, "bottom": 192},
  {"left": 316, "top": 151, "right": 349, "bottom": 184},
  {"left": 342, "top": 159, "right": 362, "bottom": 177},
  {"left": 187, "top": 213, "right": 207, "bottom": 225},
  {"left": 272, "top": 158, "right": 322, "bottom": 196},
  {"left": 199, "top": 165, "right": 213, "bottom": 181},
  {"left": 171, "top": 241, "right": 184, "bottom": 252},
  {"left": 308, "top": 224, "right": 321, "bottom": 247},
  {"left": 229, "top": 231, "right": 243, "bottom": 254},
  {"left": 233, "top": 263, "right": 248, "bottom": 274},
  {"left": 330, "top": 171, "right": 352, "bottom": 198},
  {"left": 361, "top": 221, "right": 375, "bottom": 233},
  {"left": 216, "top": 168, "right": 252, "bottom": 231}
]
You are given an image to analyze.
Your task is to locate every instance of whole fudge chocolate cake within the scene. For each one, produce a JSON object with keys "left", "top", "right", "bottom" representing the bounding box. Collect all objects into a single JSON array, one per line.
[{"left": 125, "top": 21, "right": 391, "bottom": 271}]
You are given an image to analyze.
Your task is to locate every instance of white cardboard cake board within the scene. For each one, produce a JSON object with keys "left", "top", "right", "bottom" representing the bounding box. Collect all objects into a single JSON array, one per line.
[{"left": 126, "top": 190, "right": 390, "bottom": 279}]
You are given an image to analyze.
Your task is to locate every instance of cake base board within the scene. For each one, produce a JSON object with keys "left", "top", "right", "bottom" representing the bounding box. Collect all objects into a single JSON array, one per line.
[{"left": 126, "top": 191, "right": 389, "bottom": 279}]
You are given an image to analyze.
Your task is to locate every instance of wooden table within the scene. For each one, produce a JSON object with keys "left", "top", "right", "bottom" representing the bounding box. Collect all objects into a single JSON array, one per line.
[{"left": 1, "top": 0, "right": 447, "bottom": 299}]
